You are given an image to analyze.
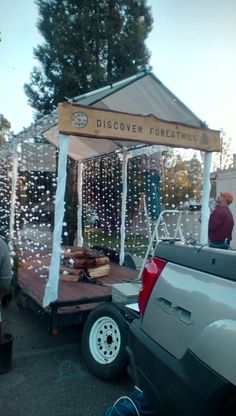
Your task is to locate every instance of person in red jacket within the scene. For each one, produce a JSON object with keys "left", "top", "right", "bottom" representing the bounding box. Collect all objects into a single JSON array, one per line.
[{"left": 208, "top": 192, "right": 234, "bottom": 249}]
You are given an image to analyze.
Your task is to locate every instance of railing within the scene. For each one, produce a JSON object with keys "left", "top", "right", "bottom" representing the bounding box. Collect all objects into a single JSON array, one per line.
[{"left": 137, "top": 209, "right": 184, "bottom": 280}]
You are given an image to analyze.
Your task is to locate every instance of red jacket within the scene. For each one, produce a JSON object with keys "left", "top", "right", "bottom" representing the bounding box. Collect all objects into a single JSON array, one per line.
[{"left": 208, "top": 205, "right": 234, "bottom": 242}]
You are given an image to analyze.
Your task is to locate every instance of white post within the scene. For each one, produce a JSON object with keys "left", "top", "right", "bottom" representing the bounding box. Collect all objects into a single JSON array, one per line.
[
  {"left": 200, "top": 152, "right": 212, "bottom": 245},
  {"left": 119, "top": 152, "right": 129, "bottom": 265},
  {"left": 9, "top": 136, "right": 18, "bottom": 241},
  {"left": 43, "top": 134, "right": 69, "bottom": 307},
  {"left": 77, "top": 161, "right": 83, "bottom": 246}
]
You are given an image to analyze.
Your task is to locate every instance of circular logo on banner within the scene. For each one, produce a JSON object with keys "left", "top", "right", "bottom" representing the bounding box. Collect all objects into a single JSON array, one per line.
[{"left": 71, "top": 112, "right": 88, "bottom": 129}]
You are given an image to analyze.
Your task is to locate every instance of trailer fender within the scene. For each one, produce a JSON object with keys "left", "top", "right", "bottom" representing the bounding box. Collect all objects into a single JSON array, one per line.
[{"left": 190, "top": 319, "right": 236, "bottom": 385}]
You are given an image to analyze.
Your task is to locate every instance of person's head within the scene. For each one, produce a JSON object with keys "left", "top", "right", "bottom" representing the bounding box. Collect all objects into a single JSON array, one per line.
[{"left": 217, "top": 192, "right": 234, "bottom": 206}]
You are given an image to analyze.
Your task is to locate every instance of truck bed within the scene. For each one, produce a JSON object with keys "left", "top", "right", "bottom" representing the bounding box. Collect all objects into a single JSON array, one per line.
[{"left": 155, "top": 242, "right": 236, "bottom": 281}]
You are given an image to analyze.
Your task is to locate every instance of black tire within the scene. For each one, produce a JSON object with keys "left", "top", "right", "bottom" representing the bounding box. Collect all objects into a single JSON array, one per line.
[{"left": 81, "top": 303, "right": 128, "bottom": 379}]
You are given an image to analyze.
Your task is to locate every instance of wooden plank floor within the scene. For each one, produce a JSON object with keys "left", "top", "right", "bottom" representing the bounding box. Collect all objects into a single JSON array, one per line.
[{"left": 17, "top": 250, "right": 139, "bottom": 311}]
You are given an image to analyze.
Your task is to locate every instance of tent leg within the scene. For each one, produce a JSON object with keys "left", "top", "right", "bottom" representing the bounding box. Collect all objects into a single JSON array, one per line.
[
  {"left": 9, "top": 136, "right": 18, "bottom": 241},
  {"left": 119, "top": 152, "right": 129, "bottom": 265},
  {"left": 43, "top": 134, "right": 69, "bottom": 307},
  {"left": 77, "top": 161, "right": 83, "bottom": 247},
  {"left": 200, "top": 152, "right": 212, "bottom": 245}
]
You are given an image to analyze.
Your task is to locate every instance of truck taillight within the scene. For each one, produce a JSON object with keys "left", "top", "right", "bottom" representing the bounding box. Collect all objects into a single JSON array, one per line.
[{"left": 138, "top": 257, "right": 166, "bottom": 315}]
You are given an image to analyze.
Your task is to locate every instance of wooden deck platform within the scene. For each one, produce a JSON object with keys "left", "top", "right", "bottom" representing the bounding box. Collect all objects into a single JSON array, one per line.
[{"left": 17, "top": 249, "right": 139, "bottom": 316}]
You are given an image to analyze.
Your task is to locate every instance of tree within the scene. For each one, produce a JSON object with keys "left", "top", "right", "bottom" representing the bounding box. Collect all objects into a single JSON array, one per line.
[
  {"left": 212, "top": 130, "right": 234, "bottom": 171},
  {"left": 161, "top": 150, "right": 203, "bottom": 209},
  {"left": 24, "top": 0, "right": 153, "bottom": 117},
  {"left": 0, "top": 114, "right": 11, "bottom": 144}
]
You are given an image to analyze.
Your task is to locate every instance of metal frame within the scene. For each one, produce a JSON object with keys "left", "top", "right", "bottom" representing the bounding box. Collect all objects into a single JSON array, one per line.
[{"left": 15, "top": 283, "right": 112, "bottom": 333}]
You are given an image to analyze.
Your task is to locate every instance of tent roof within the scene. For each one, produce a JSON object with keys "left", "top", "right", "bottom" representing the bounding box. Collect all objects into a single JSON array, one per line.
[
  {"left": 18, "top": 70, "right": 210, "bottom": 160},
  {"left": 71, "top": 71, "right": 204, "bottom": 128}
]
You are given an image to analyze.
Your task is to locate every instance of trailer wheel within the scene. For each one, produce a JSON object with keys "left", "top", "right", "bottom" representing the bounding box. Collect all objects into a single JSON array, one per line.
[{"left": 81, "top": 303, "right": 128, "bottom": 379}]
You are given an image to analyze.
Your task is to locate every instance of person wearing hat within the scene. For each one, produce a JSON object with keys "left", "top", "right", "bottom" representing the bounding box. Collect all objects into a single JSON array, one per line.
[{"left": 208, "top": 192, "right": 234, "bottom": 249}]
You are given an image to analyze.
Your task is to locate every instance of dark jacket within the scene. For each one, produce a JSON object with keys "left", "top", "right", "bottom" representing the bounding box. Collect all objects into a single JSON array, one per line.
[
  {"left": 208, "top": 205, "right": 234, "bottom": 242},
  {"left": 0, "top": 238, "right": 12, "bottom": 290}
]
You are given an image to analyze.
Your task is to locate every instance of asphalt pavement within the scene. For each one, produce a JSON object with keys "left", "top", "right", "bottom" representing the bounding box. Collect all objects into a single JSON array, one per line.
[{"left": 0, "top": 300, "right": 133, "bottom": 416}]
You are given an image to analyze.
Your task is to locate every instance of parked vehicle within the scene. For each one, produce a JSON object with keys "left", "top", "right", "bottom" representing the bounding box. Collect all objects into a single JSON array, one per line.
[
  {"left": 182, "top": 199, "right": 201, "bottom": 211},
  {"left": 127, "top": 241, "right": 236, "bottom": 416}
]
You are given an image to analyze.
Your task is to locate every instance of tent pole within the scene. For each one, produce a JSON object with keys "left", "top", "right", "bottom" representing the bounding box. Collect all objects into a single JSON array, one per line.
[
  {"left": 77, "top": 161, "right": 83, "bottom": 246},
  {"left": 200, "top": 151, "right": 212, "bottom": 245},
  {"left": 43, "top": 134, "right": 69, "bottom": 307},
  {"left": 9, "top": 135, "right": 18, "bottom": 241},
  {"left": 119, "top": 152, "right": 129, "bottom": 265}
]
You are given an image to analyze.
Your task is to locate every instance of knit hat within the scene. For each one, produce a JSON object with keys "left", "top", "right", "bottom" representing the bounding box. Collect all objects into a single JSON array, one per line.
[{"left": 221, "top": 192, "right": 233, "bottom": 204}]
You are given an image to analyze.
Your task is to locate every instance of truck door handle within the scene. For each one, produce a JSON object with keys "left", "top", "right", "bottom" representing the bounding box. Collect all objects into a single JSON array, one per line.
[
  {"left": 172, "top": 306, "right": 193, "bottom": 325},
  {"left": 156, "top": 297, "right": 172, "bottom": 313}
]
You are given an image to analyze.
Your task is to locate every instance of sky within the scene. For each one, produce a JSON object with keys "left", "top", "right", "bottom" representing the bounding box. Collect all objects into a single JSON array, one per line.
[{"left": 1, "top": 0, "right": 236, "bottom": 151}]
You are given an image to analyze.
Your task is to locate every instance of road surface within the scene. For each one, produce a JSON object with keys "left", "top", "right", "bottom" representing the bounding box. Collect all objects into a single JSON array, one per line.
[{"left": 0, "top": 300, "right": 133, "bottom": 416}]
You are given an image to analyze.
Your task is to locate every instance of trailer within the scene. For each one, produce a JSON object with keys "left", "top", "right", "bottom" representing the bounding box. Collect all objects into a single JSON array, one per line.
[
  {"left": 15, "top": 246, "right": 140, "bottom": 379},
  {"left": 11, "top": 71, "right": 220, "bottom": 379}
]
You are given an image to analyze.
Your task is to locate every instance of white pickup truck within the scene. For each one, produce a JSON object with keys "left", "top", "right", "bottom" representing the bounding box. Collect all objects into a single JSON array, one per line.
[{"left": 127, "top": 241, "right": 236, "bottom": 416}]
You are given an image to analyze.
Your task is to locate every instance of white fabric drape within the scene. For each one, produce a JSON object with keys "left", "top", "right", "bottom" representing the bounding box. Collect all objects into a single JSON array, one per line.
[
  {"left": 43, "top": 134, "right": 69, "bottom": 307},
  {"left": 119, "top": 152, "right": 129, "bottom": 265},
  {"left": 77, "top": 161, "right": 83, "bottom": 247},
  {"left": 9, "top": 137, "right": 18, "bottom": 240},
  {"left": 200, "top": 152, "right": 212, "bottom": 245}
]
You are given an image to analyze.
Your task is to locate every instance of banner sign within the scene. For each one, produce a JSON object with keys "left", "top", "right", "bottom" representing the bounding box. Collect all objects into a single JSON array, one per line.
[{"left": 58, "top": 103, "right": 221, "bottom": 152}]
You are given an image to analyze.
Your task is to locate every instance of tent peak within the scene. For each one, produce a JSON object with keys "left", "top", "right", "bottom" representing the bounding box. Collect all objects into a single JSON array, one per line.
[{"left": 71, "top": 70, "right": 150, "bottom": 103}]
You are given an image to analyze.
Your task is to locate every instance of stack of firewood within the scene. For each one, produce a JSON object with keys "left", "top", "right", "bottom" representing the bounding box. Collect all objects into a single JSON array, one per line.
[{"left": 60, "top": 247, "right": 110, "bottom": 282}]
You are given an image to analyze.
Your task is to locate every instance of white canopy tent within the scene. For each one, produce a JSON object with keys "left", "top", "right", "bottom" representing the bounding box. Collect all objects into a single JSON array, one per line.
[
  {"left": 42, "top": 102, "right": 219, "bottom": 307},
  {"left": 12, "top": 71, "right": 220, "bottom": 307}
]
